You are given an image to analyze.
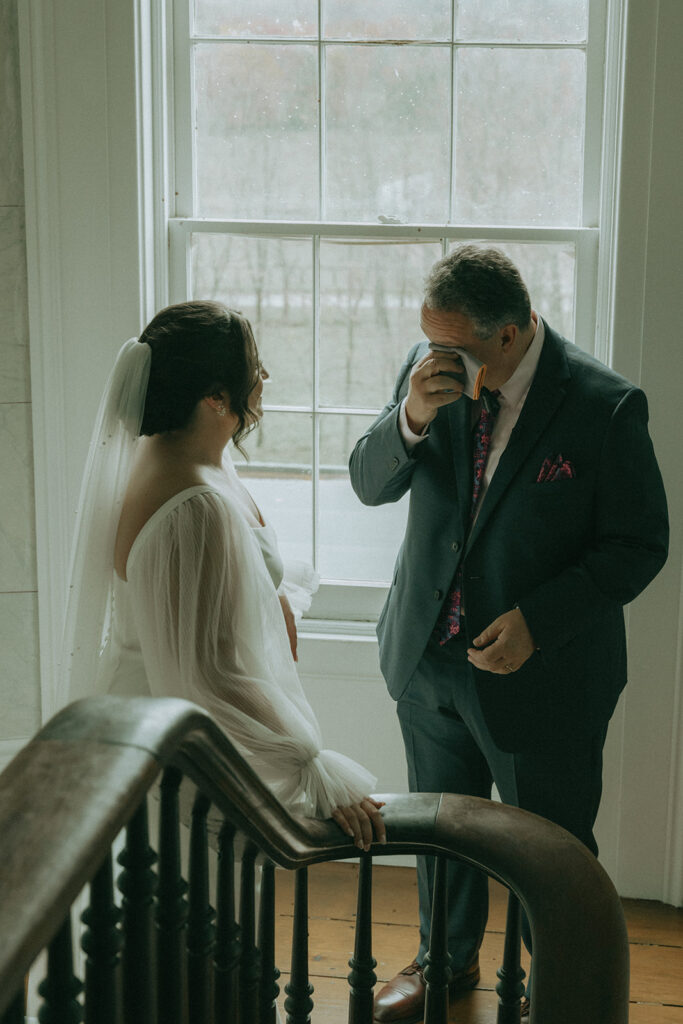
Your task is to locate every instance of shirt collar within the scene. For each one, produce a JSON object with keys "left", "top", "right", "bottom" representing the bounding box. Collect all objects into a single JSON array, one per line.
[{"left": 497, "top": 312, "right": 544, "bottom": 410}]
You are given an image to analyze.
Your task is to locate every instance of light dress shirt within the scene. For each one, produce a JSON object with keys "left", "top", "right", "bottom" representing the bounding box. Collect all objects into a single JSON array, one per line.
[{"left": 399, "top": 313, "right": 545, "bottom": 518}]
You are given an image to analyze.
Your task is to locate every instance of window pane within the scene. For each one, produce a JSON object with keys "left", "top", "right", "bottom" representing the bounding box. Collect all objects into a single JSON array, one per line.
[
  {"left": 195, "top": 43, "right": 319, "bottom": 218},
  {"left": 502, "top": 243, "right": 575, "bottom": 340},
  {"left": 454, "top": 48, "right": 585, "bottom": 225},
  {"left": 325, "top": 45, "right": 451, "bottom": 223},
  {"left": 319, "top": 239, "right": 442, "bottom": 408},
  {"left": 319, "top": 414, "right": 408, "bottom": 581},
  {"left": 233, "top": 411, "right": 313, "bottom": 564},
  {"left": 456, "top": 0, "right": 588, "bottom": 43},
  {"left": 194, "top": 0, "right": 317, "bottom": 37},
  {"left": 323, "top": 0, "right": 450, "bottom": 41},
  {"left": 191, "top": 234, "right": 313, "bottom": 406},
  {"left": 448, "top": 240, "right": 575, "bottom": 339}
]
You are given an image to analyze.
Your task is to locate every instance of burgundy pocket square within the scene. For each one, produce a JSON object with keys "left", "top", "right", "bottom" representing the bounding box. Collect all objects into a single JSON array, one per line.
[{"left": 537, "top": 455, "right": 576, "bottom": 482}]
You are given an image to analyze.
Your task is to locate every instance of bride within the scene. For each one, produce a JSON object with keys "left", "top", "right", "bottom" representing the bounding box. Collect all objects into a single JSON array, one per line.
[{"left": 59, "top": 299, "right": 385, "bottom": 850}]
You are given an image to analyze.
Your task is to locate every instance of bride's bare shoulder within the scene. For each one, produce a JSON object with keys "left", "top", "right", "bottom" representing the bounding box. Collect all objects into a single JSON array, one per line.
[{"left": 114, "top": 456, "right": 208, "bottom": 581}]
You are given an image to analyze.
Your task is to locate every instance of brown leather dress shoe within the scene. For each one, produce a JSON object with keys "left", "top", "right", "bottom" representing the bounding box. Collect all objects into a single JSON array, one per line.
[{"left": 373, "top": 957, "right": 480, "bottom": 1023}]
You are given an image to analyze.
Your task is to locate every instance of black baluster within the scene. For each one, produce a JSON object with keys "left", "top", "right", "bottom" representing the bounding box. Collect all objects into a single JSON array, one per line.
[
  {"left": 156, "top": 766, "right": 189, "bottom": 1024},
  {"left": 423, "top": 856, "right": 452, "bottom": 1024},
  {"left": 258, "top": 860, "right": 280, "bottom": 1024},
  {"left": 347, "top": 853, "right": 376, "bottom": 1024},
  {"left": 82, "top": 850, "right": 123, "bottom": 1024},
  {"left": 117, "top": 797, "right": 158, "bottom": 1024},
  {"left": 0, "top": 988, "right": 25, "bottom": 1024},
  {"left": 284, "top": 867, "right": 314, "bottom": 1024},
  {"left": 239, "top": 843, "right": 261, "bottom": 1024},
  {"left": 214, "top": 821, "right": 241, "bottom": 1022},
  {"left": 496, "top": 891, "right": 526, "bottom": 1023},
  {"left": 37, "top": 913, "right": 83, "bottom": 1023},
  {"left": 187, "top": 792, "right": 216, "bottom": 1022}
]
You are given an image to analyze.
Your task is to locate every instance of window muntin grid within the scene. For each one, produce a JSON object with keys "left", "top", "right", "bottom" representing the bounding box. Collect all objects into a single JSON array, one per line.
[
  {"left": 170, "top": 0, "right": 603, "bottom": 588},
  {"left": 190, "top": 36, "right": 588, "bottom": 226}
]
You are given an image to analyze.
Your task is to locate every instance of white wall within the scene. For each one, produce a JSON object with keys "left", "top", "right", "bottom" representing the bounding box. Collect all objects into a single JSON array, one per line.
[
  {"left": 7, "top": 0, "right": 683, "bottom": 902},
  {"left": 0, "top": 0, "right": 41, "bottom": 769},
  {"left": 604, "top": 0, "right": 683, "bottom": 903},
  {"left": 17, "top": 0, "right": 146, "bottom": 723}
]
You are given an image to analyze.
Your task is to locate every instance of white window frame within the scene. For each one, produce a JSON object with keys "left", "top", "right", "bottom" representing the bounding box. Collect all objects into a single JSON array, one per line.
[{"left": 157, "top": 0, "right": 610, "bottom": 622}]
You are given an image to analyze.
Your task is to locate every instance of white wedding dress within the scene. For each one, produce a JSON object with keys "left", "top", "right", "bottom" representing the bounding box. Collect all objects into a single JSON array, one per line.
[{"left": 97, "top": 476, "right": 374, "bottom": 817}]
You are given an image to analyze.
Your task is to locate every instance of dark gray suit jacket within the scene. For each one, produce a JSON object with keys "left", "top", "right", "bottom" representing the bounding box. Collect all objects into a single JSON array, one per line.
[{"left": 349, "top": 322, "right": 669, "bottom": 752}]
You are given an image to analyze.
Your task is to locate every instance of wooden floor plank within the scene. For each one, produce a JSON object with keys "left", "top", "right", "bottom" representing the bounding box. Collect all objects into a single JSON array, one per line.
[
  {"left": 275, "top": 862, "right": 509, "bottom": 931},
  {"left": 274, "top": 915, "right": 531, "bottom": 989},
  {"left": 624, "top": 899, "right": 683, "bottom": 948},
  {"left": 276, "top": 977, "right": 683, "bottom": 1024},
  {"left": 273, "top": 861, "right": 683, "bottom": 1021},
  {"left": 629, "top": 1005, "right": 683, "bottom": 1024},
  {"left": 629, "top": 942, "right": 683, "bottom": 1006}
]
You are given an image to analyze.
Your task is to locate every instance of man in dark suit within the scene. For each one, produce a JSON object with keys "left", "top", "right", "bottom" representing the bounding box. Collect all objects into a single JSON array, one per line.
[{"left": 349, "top": 246, "right": 668, "bottom": 1023}]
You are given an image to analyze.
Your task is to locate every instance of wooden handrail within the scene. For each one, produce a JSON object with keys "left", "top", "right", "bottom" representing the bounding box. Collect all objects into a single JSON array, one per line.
[{"left": 0, "top": 696, "right": 630, "bottom": 1023}]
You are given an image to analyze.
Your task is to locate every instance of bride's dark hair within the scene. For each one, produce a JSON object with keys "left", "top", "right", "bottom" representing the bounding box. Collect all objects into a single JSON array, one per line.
[{"left": 138, "top": 300, "right": 261, "bottom": 450}]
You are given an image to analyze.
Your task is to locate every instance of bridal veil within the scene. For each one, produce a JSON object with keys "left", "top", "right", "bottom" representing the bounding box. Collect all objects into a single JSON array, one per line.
[{"left": 57, "top": 337, "right": 375, "bottom": 818}]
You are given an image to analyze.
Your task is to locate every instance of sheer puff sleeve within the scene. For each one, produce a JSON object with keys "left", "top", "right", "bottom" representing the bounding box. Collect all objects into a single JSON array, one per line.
[{"left": 126, "top": 488, "right": 376, "bottom": 818}]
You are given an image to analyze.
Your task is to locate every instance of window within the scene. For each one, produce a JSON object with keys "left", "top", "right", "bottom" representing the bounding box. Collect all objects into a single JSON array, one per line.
[{"left": 165, "top": 0, "right": 605, "bottom": 611}]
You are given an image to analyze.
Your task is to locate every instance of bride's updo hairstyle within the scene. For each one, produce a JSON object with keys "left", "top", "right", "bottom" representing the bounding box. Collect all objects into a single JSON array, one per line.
[{"left": 138, "top": 300, "right": 260, "bottom": 450}]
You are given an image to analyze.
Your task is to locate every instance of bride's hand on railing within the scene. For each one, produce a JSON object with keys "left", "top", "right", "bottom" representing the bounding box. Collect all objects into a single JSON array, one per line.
[{"left": 331, "top": 797, "right": 387, "bottom": 852}]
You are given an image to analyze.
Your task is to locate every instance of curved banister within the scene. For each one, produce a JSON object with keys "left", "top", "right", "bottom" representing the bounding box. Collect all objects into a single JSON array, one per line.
[{"left": 0, "top": 696, "right": 630, "bottom": 1022}]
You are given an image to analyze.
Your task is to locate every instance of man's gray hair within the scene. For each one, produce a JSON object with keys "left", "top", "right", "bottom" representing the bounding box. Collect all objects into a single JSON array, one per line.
[{"left": 424, "top": 245, "right": 532, "bottom": 340}]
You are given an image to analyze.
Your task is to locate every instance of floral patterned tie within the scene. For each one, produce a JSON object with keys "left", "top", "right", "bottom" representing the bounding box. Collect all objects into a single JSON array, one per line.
[{"left": 434, "top": 389, "right": 500, "bottom": 644}]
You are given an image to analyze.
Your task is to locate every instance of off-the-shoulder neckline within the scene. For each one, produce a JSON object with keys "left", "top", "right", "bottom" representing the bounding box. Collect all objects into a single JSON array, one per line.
[
  {"left": 124, "top": 484, "right": 272, "bottom": 580},
  {"left": 125, "top": 485, "right": 219, "bottom": 579}
]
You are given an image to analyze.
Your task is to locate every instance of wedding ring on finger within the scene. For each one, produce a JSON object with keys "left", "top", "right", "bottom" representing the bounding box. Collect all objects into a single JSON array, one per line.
[{"left": 504, "top": 663, "right": 514, "bottom": 672}]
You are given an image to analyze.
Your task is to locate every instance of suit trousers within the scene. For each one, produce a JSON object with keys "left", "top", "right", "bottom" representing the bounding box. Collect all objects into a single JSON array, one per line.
[{"left": 396, "top": 631, "right": 607, "bottom": 968}]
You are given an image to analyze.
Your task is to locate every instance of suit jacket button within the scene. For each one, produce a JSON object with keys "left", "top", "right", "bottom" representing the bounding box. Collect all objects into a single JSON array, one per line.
[
  {"left": 390, "top": 456, "right": 400, "bottom": 470},
  {"left": 451, "top": 541, "right": 460, "bottom": 552},
  {"left": 434, "top": 590, "right": 442, "bottom": 600}
]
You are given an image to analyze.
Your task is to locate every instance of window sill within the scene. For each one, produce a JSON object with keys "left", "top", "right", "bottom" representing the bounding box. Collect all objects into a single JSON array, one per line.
[
  {"left": 306, "top": 581, "right": 388, "bottom": 624},
  {"left": 300, "top": 618, "right": 377, "bottom": 640}
]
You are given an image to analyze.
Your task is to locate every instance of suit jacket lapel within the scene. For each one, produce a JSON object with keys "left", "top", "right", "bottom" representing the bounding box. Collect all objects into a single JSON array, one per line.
[{"left": 465, "top": 324, "right": 571, "bottom": 554}]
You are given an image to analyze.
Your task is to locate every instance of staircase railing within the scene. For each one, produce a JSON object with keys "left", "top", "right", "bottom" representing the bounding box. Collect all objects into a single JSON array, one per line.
[{"left": 0, "top": 696, "right": 630, "bottom": 1024}]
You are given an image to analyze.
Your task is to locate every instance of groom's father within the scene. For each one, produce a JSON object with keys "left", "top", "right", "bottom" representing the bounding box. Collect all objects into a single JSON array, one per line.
[{"left": 349, "top": 246, "right": 668, "bottom": 1022}]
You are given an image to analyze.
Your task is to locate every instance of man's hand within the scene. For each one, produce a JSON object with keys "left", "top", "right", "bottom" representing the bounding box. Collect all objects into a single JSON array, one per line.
[
  {"left": 279, "top": 593, "right": 298, "bottom": 662},
  {"left": 467, "top": 607, "right": 536, "bottom": 675},
  {"left": 404, "top": 350, "right": 465, "bottom": 434}
]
